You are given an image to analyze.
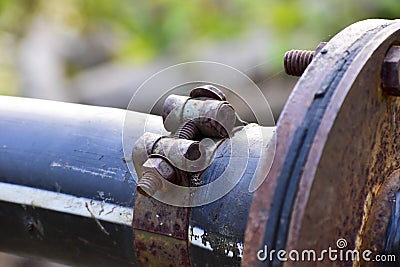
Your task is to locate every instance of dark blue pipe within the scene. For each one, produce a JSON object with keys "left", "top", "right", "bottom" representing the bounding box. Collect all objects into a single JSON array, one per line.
[{"left": 0, "top": 96, "right": 269, "bottom": 266}]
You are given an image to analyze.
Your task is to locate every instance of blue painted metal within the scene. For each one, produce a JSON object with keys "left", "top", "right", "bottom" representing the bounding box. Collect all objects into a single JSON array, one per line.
[
  {"left": 0, "top": 96, "right": 271, "bottom": 266},
  {"left": 0, "top": 96, "right": 142, "bottom": 207},
  {"left": 189, "top": 124, "right": 269, "bottom": 266},
  {"left": 0, "top": 96, "right": 155, "bottom": 266}
]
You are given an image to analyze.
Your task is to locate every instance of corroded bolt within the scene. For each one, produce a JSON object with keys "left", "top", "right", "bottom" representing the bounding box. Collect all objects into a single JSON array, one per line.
[
  {"left": 190, "top": 84, "right": 227, "bottom": 101},
  {"left": 174, "top": 119, "right": 199, "bottom": 140},
  {"left": 284, "top": 42, "right": 327, "bottom": 76},
  {"left": 137, "top": 171, "right": 162, "bottom": 197},
  {"left": 284, "top": 50, "right": 314, "bottom": 76},
  {"left": 163, "top": 86, "right": 236, "bottom": 138},
  {"left": 137, "top": 157, "right": 175, "bottom": 197},
  {"left": 381, "top": 45, "right": 400, "bottom": 96}
]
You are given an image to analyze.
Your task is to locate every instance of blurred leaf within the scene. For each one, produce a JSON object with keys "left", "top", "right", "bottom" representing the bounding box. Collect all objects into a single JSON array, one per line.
[{"left": 1, "top": 0, "right": 400, "bottom": 96}]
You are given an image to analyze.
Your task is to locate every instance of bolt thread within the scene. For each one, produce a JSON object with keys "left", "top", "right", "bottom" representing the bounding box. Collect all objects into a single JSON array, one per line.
[
  {"left": 137, "top": 171, "right": 162, "bottom": 197},
  {"left": 174, "top": 120, "right": 199, "bottom": 140},
  {"left": 284, "top": 50, "right": 315, "bottom": 76}
]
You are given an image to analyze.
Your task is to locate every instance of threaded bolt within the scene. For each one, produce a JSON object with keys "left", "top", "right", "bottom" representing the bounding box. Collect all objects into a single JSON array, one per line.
[
  {"left": 137, "top": 171, "right": 162, "bottom": 197},
  {"left": 174, "top": 120, "right": 199, "bottom": 140},
  {"left": 284, "top": 50, "right": 315, "bottom": 76},
  {"left": 284, "top": 42, "right": 328, "bottom": 77}
]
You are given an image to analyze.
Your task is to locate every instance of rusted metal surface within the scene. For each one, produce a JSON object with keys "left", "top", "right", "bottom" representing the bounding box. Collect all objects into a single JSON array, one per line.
[
  {"left": 133, "top": 193, "right": 191, "bottom": 266},
  {"left": 285, "top": 20, "right": 400, "bottom": 266},
  {"left": 189, "top": 124, "right": 275, "bottom": 266},
  {"left": 381, "top": 45, "right": 400, "bottom": 95},
  {"left": 132, "top": 132, "right": 164, "bottom": 173},
  {"left": 162, "top": 95, "right": 236, "bottom": 138},
  {"left": 132, "top": 85, "right": 245, "bottom": 266},
  {"left": 243, "top": 36, "right": 336, "bottom": 267},
  {"left": 134, "top": 229, "right": 189, "bottom": 266},
  {"left": 189, "top": 84, "right": 227, "bottom": 101},
  {"left": 153, "top": 138, "right": 201, "bottom": 162},
  {"left": 132, "top": 133, "right": 201, "bottom": 172},
  {"left": 244, "top": 19, "right": 400, "bottom": 267},
  {"left": 137, "top": 170, "right": 163, "bottom": 197},
  {"left": 134, "top": 85, "right": 234, "bottom": 197},
  {"left": 132, "top": 118, "right": 275, "bottom": 266},
  {"left": 174, "top": 120, "right": 199, "bottom": 140},
  {"left": 284, "top": 50, "right": 314, "bottom": 77},
  {"left": 138, "top": 157, "right": 176, "bottom": 197},
  {"left": 243, "top": 134, "right": 277, "bottom": 267},
  {"left": 133, "top": 132, "right": 203, "bottom": 196}
]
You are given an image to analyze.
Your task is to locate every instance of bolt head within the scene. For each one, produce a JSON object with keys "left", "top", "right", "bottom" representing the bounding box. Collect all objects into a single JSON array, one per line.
[
  {"left": 190, "top": 84, "right": 226, "bottom": 101},
  {"left": 142, "top": 157, "right": 175, "bottom": 182},
  {"left": 382, "top": 46, "right": 400, "bottom": 95}
]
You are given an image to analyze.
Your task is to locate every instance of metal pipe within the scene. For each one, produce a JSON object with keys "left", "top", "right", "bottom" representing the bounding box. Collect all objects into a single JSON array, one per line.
[
  {"left": 0, "top": 96, "right": 145, "bottom": 266},
  {"left": 0, "top": 96, "right": 274, "bottom": 266}
]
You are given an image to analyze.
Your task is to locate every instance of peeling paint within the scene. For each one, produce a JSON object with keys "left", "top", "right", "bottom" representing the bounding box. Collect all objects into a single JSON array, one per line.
[
  {"left": 0, "top": 182, "right": 133, "bottom": 226},
  {"left": 50, "top": 161, "right": 116, "bottom": 179},
  {"left": 189, "top": 226, "right": 244, "bottom": 258}
]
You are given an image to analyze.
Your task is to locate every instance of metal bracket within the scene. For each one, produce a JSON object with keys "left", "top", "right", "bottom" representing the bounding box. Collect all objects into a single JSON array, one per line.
[{"left": 132, "top": 84, "right": 241, "bottom": 197}]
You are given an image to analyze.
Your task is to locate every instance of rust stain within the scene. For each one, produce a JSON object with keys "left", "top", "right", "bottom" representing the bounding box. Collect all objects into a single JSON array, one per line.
[
  {"left": 135, "top": 230, "right": 190, "bottom": 267},
  {"left": 133, "top": 193, "right": 190, "bottom": 266}
]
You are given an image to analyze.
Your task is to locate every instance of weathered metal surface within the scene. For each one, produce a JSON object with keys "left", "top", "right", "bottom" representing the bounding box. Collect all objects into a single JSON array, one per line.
[
  {"left": 138, "top": 157, "right": 176, "bottom": 196},
  {"left": 189, "top": 84, "right": 227, "bottom": 101},
  {"left": 134, "top": 86, "right": 232, "bottom": 198},
  {"left": 153, "top": 138, "right": 201, "bottom": 163},
  {"left": 0, "top": 95, "right": 275, "bottom": 266},
  {"left": 133, "top": 132, "right": 202, "bottom": 196},
  {"left": 0, "top": 96, "right": 149, "bottom": 266},
  {"left": 132, "top": 133, "right": 202, "bottom": 174},
  {"left": 244, "top": 19, "right": 400, "bottom": 267},
  {"left": 243, "top": 35, "right": 342, "bottom": 267},
  {"left": 286, "top": 20, "right": 400, "bottom": 266},
  {"left": 132, "top": 132, "right": 164, "bottom": 174},
  {"left": 133, "top": 191, "right": 191, "bottom": 266},
  {"left": 162, "top": 95, "right": 236, "bottom": 138},
  {"left": 0, "top": 201, "right": 136, "bottom": 267},
  {"left": 131, "top": 123, "right": 275, "bottom": 266},
  {"left": 135, "top": 230, "right": 190, "bottom": 267},
  {"left": 174, "top": 120, "right": 199, "bottom": 140},
  {"left": 132, "top": 85, "right": 257, "bottom": 266},
  {"left": 189, "top": 124, "right": 275, "bottom": 266},
  {"left": 141, "top": 157, "right": 176, "bottom": 183}
]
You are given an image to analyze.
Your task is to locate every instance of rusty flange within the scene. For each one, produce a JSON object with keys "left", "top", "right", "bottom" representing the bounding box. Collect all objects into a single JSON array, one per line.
[{"left": 243, "top": 19, "right": 400, "bottom": 266}]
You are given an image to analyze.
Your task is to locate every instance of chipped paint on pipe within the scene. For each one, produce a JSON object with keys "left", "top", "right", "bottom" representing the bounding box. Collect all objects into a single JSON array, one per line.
[
  {"left": 0, "top": 96, "right": 275, "bottom": 266},
  {"left": 0, "top": 96, "right": 154, "bottom": 266}
]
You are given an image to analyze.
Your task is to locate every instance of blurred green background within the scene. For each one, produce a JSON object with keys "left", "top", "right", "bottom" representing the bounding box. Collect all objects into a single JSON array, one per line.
[
  {"left": 0, "top": 0, "right": 399, "bottom": 266},
  {"left": 0, "top": 0, "right": 399, "bottom": 115}
]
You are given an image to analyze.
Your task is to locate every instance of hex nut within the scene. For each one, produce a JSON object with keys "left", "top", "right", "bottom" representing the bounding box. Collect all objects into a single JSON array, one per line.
[
  {"left": 382, "top": 45, "right": 400, "bottom": 96},
  {"left": 141, "top": 157, "right": 175, "bottom": 183}
]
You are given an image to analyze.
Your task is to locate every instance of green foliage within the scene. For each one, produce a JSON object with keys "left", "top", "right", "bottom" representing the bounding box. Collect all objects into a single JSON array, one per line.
[
  {"left": 75, "top": 0, "right": 251, "bottom": 62},
  {"left": 0, "top": 0, "right": 399, "bottom": 57},
  {"left": 0, "top": 0, "right": 399, "bottom": 69}
]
